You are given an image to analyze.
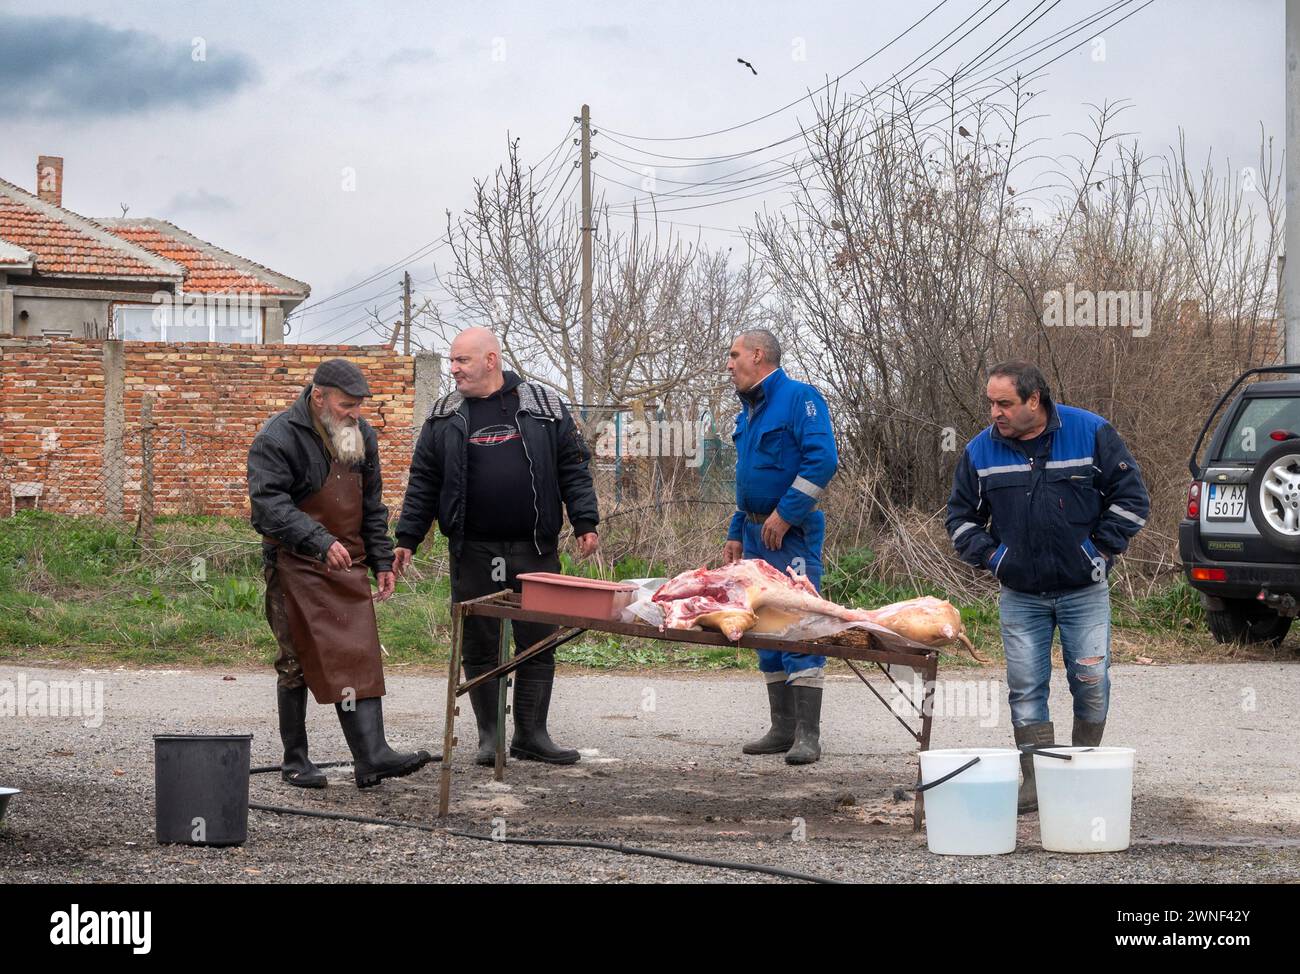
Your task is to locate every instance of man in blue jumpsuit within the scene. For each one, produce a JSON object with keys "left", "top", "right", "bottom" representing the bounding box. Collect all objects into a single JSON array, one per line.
[{"left": 724, "top": 329, "right": 839, "bottom": 765}]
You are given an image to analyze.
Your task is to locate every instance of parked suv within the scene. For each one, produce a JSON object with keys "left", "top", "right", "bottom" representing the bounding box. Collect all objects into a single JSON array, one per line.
[{"left": 1180, "top": 365, "right": 1300, "bottom": 646}]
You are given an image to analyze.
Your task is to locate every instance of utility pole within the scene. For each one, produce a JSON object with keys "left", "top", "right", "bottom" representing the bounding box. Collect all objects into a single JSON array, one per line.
[
  {"left": 1288, "top": 0, "right": 1299, "bottom": 362},
  {"left": 579, "top": 103, "right": 594, "bottom": 407},
  {"left": 402, "top": 270, "right": 412, "bottom": 355}
]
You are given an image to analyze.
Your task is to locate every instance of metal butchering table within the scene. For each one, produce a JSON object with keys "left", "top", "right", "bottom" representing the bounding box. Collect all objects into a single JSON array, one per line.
[{"left": 438, "top": 591, "right": 940, "bottom": 829}]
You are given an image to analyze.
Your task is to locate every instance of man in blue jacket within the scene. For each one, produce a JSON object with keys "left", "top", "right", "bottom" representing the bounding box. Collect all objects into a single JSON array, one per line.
[
  {"left": 946, "top": 361, "right": 1149, "bottom": 812},
  {"left": 724, "top": 329, "right": 839, "bottom": 765}
]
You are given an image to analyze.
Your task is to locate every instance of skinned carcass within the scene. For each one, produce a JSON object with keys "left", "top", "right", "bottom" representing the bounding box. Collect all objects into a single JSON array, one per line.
[
  {"left": 651, "top": 560, "right": 986, "bottom": 661},
  {"left": 862, "top": 597, "right": 987, "bottom": 662},
  {"left": 652, "top": 559, "right": 871, "bottom": 640}
]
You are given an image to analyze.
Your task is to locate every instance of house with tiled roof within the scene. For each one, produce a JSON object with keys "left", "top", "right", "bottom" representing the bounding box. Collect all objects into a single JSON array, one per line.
[{"left": 0, "top": 155, "right": 309, "bottom": 343}]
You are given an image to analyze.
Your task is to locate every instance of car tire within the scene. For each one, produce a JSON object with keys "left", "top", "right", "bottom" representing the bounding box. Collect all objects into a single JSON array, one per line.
[
  {"left": 1206, "top": 599, "right": 1293, "bottom": 646},
  {"left": 1247, "top": 439, "right": 1300, "bottom": 553}
]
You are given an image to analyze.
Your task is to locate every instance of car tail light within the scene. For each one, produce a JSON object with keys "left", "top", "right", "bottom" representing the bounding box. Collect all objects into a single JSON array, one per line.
[
  {"left": 1192, "top": 567, "right": 1227, "bottom": 582},
  {"left": 1186, "top": 481, "right": 1201, "bottom": 519}
]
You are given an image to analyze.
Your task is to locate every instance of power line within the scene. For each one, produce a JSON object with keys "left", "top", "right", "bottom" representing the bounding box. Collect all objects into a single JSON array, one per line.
[
  {"left": 289, "top": 236, "right": 449, "bottom": 318},
  {"left": 598, "top": 0, "right": 1145, "bottom": 218},
  {"left": 592, "top": 0, "right": 1121, "bottom": 177},
  {"left": 309, "top": 292, "right": 404, "bottom": 345},
  {"left": 597, "top": 0, "right": 954, "bottom": 143},
  {"left": 290, "top": 125, "right": 577, "bottom": 324},
  {"left": 593, "top": 0, "right": 1009, "bottom": 168},
  {"left": 592, "top": 0, "right": 1020, "bottom": 214},
  {"left": 540, "top": 160, "right": 581, "bottom": 227}
]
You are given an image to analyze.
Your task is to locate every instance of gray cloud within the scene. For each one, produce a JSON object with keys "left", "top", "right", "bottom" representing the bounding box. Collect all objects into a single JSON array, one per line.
[
  {"left": 384, "top": 47, "right": 439, "bottom": 68},
  {"left": 162, "top": 188, "right": 236, "bottom": 215},
  {"left": 0, "top": 14, "right": 257, "bottom": 118},
  {"left": 582, "top": 25, "right": 630, "bottom": 43}
]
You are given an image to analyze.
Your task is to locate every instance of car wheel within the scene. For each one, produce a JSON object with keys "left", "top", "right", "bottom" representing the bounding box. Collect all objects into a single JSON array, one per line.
[
  {"left": 1206, "top": 599, "right": 1293, "bottom": 646},
  {"left": 1247, "top": 440, "right": 1300, "bottom": 552}
]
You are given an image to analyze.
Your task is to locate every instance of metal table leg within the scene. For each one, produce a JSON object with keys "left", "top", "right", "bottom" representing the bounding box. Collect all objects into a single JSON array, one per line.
[
  {"left": 912, "top": 651, "right": 939, "bottom": 832},
  {"left": 494, "top": 617, "right": 511, "bottom": 781},
  {"left": 437, "top": 602, "right": 464, "bottom": 818}
]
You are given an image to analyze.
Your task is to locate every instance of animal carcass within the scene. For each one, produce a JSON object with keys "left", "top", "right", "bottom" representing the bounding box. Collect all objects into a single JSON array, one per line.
[
  {"left": 652, "top": 559, "right": 871, "bottom": 640},
  {"left": 651, "top": 560, "right": 986, "bottom": 661},
  {"left": 861, "top": 596, "right": 986, "bottom": 662}
]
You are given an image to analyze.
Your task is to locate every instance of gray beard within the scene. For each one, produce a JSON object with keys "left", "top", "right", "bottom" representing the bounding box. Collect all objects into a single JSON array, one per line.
[{"left": 320, "top": 411, "right": 366, "bottom": 464}]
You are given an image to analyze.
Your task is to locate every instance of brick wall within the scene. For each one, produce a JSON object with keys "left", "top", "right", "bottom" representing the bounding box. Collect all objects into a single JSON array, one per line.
[{"left": 0, "top": 338, "right": 430, "bottom": 520}]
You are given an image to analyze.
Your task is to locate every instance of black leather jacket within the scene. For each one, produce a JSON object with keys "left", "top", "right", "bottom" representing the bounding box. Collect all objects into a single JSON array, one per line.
[
  {"left": 247, "top": 384, "right": 394, "bottom": 573},
  {"left": 395, "top": 373, "right": 599, "bottom": 558}
]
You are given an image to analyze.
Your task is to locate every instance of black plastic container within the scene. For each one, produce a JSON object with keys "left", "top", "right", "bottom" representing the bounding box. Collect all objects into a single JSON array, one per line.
[{"left": 153, "top": 734, "right": 252, "bottom": 846}]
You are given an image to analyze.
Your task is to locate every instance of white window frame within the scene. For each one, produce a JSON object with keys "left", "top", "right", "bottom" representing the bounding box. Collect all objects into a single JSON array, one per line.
[{"left": 114, "top": 298, "right": 266, "bottom": 343}]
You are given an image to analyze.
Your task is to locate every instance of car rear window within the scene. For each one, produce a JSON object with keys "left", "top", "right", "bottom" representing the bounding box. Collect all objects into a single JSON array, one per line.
[{"left": 1216, "top": 396, "right": 1300, "bottom": 462}]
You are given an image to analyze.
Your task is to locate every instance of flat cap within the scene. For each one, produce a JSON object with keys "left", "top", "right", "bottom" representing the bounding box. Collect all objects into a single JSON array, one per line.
[{"left": 312, "top": 358, "right": 371, "bottom": 397}]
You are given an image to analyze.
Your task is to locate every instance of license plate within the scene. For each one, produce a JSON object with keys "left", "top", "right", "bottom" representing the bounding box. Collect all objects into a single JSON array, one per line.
[{"left": 1205, "top": 483, "right": 1247, "bottom": 521}]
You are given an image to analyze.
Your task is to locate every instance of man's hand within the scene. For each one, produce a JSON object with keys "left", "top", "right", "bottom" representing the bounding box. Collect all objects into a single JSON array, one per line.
[
  {"left": 393, "top": 546, "right": 414, "bottom": 578},
  {"left": 576, "top": 532, "right": 599, "bottom": 558},
  {"left": 723, "top": 540, "right": 743, "bottom": 564},
  {"left": 373, "top": 571, "right": 396, "bottom": 602},
  {"left": 761, "top": 511, "right": 791, "bottom": 551},
  {"left": 325, "top": 541, "right": 352, "bottom": 571}
]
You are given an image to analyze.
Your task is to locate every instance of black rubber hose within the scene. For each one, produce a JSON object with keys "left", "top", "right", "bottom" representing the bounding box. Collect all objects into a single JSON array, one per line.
[
  {"left": 248, "top": 800, "right": 842, "bottom": 884},
  {"left": 249, "top": 761, "right": 354, "bottom": 775}
]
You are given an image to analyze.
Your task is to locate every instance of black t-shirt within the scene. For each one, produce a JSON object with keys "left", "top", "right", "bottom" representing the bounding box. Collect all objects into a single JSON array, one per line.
[
  {"left": 1016, "top": 429, "right": 1052, "bottom": 463},
  {"left": 463, "top": 377, "right": 536, "bottom": 541}
]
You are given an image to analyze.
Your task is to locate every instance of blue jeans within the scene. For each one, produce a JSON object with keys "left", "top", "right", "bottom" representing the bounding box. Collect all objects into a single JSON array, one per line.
[
  {"left": 741, "top": 512, "right": 826, "bottom": 684},
  {"left": 999, "top": 580, "right": 1111, "bottom": 727}
]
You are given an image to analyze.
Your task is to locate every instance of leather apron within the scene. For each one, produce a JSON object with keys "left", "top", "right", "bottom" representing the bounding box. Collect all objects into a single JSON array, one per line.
[{"left": 268, "top": 458, "right": 385, "bottom": 705}]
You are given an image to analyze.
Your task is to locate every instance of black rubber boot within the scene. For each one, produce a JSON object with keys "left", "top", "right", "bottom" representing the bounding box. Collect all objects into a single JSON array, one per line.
[
  {"left": 1013, "top": 721, "right": 1055, "bottom": 814},
  {"left": 335, "top": 697, "right": 434, "bottom": 788},
  {"left": 463, "top": 662, "right": 502, "bottom": 767},
  {"left": 509, "top": 664, "right": 579, "bottom": 765},
  {"left": 784, "top": 686, "right": 823, "bottom": 765},
  {"left": 742, "top": 680, "right": 796, "bottom": 755},
  {"left": 277, "top": 685, "right": 327, "bottom": 789},
  {"left": 1073, "top": 717, "right": 1106, "bottom": 748}
]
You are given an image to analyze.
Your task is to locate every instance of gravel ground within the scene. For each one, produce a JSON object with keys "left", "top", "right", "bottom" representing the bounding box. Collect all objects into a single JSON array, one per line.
[{"left": 1, "top": 660, "right": 1297, "bottom": 883}]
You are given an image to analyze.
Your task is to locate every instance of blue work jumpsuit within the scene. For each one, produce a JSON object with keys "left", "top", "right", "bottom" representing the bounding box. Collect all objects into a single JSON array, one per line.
[{"left": 727, "top": 368, "right": 839, "bottom": 686}]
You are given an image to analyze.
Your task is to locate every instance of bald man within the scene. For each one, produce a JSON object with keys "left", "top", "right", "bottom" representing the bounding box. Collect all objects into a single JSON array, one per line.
[{"left": 394, "top": 328, "right": 600, "bottom": 766}]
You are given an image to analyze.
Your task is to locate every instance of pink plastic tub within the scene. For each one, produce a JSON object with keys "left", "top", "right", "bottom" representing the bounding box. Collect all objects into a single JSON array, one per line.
[{"left": 516, "top": 573, "right": 637, "bottom": 620}]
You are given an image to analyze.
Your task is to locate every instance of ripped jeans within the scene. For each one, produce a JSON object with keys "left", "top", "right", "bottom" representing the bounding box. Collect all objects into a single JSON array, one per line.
[{"left": 999, "top": 580, "right": 1111, "bottom": 727}]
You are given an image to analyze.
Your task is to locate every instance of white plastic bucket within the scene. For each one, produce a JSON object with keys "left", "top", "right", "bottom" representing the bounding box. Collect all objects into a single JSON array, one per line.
[
  {"left": 1033, "top": 746, "right": 1135, "bottom": 853},
  {"left": 919, "top": 748, "right": 1020, "bottom": 855}
]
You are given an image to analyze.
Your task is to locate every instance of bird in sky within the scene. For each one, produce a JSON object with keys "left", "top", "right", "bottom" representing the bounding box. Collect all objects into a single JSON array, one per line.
[
  {"left": 737, "top": 57, "right": 757, "bottom": 75},
  {"left": 958, "top": 125, "right": 972, "bottom": 138}
]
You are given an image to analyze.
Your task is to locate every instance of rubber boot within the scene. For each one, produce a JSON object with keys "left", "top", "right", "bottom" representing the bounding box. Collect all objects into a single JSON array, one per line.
[
  {"left": 1073, "top": 717, "right": 1106, "bottom": 748},
  {"left": 462, "top": 661, "right": 501, "bottom": 767},
  {"left": 742, "top": 680, "right": 796, "bottom": 755},
  {"left": 335, "top": 697, "right": 434, "bottom": 788},
  {"left": 277, "top": 685, "right": 327, "bottom": 789},
  {"left": 509, "top": 664, "right": 579, "bottom": 765},
  {"left": 784, "top": 686, "right": 823, "bottom": 765},
  {"left": 1013, "top": 721, "right": 1055, "bottom": 814}
]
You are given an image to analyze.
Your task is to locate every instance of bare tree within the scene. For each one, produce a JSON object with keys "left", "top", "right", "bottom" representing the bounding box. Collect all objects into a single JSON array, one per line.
[{"left": 428, "top": 138, "right": 767, "bottom": 421}]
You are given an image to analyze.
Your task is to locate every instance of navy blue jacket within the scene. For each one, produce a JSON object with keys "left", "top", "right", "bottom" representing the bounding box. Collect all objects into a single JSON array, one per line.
[
  {"left": 727, "top": 368, "right": 839, "bottom": 540},
  {"left": 945, "top": 402, "right": 1150, "bottom": 594}
]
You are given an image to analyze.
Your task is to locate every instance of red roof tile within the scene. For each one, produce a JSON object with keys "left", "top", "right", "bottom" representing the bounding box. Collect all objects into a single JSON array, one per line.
[
  {"left": 106, "top": 222, "right": 297, "bottom": 295},
  {"left": 0, "top": 191, "right": 168, "bottom": 278}
]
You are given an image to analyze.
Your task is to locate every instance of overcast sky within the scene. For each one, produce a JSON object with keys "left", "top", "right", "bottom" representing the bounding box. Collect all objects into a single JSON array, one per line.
[{"left": 0, "top": 0, "right": 1284, "bottom": 346}]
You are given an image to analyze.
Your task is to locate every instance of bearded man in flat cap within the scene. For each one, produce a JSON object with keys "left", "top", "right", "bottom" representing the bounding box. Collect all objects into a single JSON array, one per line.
[{"left": 249, "top": 358, "right": 432, "bottom": 789}]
